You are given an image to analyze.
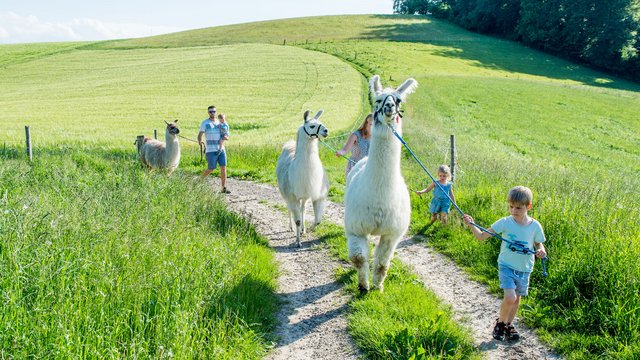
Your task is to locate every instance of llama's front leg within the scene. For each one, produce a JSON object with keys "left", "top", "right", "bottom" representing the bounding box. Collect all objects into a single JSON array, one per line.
[
  {"left": 371, "top": 235, "right": 401, "bottom": 293},
  {"left": 288, "top": 212, "right": 294, "bottom": 231},
  {"left": 310, "top": 199, "right": 325, "bottom": 231},
  {"left": 347, "top": 234, "right": 370, "bottom": 293},
  {"left": 287, "top": 200, "right": 303, "bottom": 247},
  {"left": 299, "top": 199, "right": 307, "bottom": 235}
]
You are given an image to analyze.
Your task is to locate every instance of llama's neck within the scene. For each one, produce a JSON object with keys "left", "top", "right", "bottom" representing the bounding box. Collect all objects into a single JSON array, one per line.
[
  {"left": 293, "top": 130, "right": 320, "bottom": 165},
  {"left": 364, "top": 124, "right": 402, "bottom": 181},
  {"left": 164, "top": 132, "right": 180, "bottom": 163}
]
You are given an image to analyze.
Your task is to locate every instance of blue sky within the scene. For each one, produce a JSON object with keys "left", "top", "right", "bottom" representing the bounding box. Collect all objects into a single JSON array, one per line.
[{"left": 0, "top": 0, "right": 393, "bottom": 44}]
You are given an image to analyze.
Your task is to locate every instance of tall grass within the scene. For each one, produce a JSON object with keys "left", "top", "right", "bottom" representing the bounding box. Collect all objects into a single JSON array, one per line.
[{"left": 0, "top": 147, "right": 278, "bottom": 358}]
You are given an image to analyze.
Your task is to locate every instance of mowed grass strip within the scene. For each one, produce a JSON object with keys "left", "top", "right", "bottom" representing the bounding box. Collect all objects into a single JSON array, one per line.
[
  {"left": 312, "top": 223, "right": 480, "bottom": 360},
  {"left": 0, "top": 147, "right": 278, "bottom": 358},
  {"left": 0, "top": 43, "right": 364, "bottom": 147}
]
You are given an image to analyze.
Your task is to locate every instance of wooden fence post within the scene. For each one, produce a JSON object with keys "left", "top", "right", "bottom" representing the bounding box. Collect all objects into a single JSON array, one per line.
[
  {"left": 25, "top": 126, "right": 32, "bottom": 161},
  {"left": 450, "top": 134, "right": 456, "bottom": 183},
  {"left": 135, "top": 135, "right": 145, "bottom": 158}
]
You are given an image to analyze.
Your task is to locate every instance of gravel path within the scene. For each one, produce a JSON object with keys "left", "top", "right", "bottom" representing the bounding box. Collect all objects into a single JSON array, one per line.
[{"left": 216, "top": 177, "right": 561, "bottom": 360}]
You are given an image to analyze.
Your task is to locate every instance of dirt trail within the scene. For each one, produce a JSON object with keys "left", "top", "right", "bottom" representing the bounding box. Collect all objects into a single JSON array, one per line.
[{"left": 218, "top": 177, "right": 560, "bottom": 360}]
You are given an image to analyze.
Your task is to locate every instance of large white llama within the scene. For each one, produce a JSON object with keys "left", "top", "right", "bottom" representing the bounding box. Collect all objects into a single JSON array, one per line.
[
  {"left": 140, "top": 120, "right": 181, "bottom": 175},
  {"left": 344, "top": 75, "right": 418, "bottom": 293},
  {"left": 276, "top": 110, "right": 330, "bottom": 247}
]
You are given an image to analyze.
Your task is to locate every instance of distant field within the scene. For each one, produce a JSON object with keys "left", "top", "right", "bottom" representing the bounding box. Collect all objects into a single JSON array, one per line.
[{"left": 0, "top": 43, "right": 364, "bottom": 147}]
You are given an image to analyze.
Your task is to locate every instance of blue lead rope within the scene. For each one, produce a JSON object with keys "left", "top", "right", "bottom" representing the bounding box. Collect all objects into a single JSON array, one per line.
[
  {"left": 389, "top": 125, "right": 548, "bottom": 277},
  {"left": 319, "top": 139, "right": 357, "bottom": 164}
]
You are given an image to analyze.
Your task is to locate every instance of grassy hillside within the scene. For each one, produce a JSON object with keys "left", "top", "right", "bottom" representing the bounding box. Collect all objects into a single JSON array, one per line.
[
  {"left": 2, "top": 14, "right": 639, "bottom": 359},
  {"left": 0, "top": 43, "right": 364, "bottom": 147}
]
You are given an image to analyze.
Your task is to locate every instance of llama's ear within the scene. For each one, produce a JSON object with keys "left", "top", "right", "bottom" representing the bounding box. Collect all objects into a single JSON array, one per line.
[
  {"left": 164, "top": 120, "right": 169, "bottom": 125},
  {"left": 396, "top": 78, "right": 418, "bottom": 101},
  {"left": 369, "top": 75, "right": 382, "bottom": 95},
  {"left": 174, "top": 119, "right": 178, "bottom": 123},
  {"left": 314, "top": 110, "right": 324, "bottom": 120},
  {"left": 303, "top": 110, "right": 311, "bottom": 123}
]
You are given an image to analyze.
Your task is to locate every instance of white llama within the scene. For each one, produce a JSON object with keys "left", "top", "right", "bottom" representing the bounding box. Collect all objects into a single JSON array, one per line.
[
  {"left": 344, "top": 75, "right": 418, "bottom": 293},
  {"left": 140, "top": 120, "right": 181, "bottom": 175},
  {"left": 276, "top": 110, "right": 330, "bottom": 247}
]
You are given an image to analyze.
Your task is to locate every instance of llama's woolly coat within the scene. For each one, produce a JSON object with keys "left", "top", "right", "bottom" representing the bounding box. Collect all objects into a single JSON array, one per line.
[
  {"left": 344, "top": 75, "right": 417, "bottom": 292},
  {"left": 140, "top": 121, "right": 181, "bottom": 174},
  {"left": 276, "top": 110, "right": 330, "bottom": 247},
  {"left": 344, "top": 124, "right": 410, "bottom": 239}
]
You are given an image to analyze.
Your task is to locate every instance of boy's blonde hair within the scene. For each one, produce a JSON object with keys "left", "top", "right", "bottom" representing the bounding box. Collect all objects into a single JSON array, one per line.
[
  {"left": 217, "top": 113, "right": 226, "bottom": 122},
  {"left": 507, "top": 186, "right": 533, "bottom": 206},
  {"left": 438, "top": 164, "right": 451, "bottom": 179}
]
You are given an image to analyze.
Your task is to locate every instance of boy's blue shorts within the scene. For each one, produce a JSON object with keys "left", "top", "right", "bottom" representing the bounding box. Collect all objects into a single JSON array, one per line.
[
  {"left": 498, "top": 264, "right": 531, "bottom": 296},
  {"left": 430, "top": 198, "right": 451, "bottom": 214},
  {"left": 206, "top": 150, "right": 227, "bottom": 170}
]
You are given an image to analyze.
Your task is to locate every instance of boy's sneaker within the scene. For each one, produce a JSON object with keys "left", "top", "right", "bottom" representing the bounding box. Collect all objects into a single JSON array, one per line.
[
  {"left": 492, "top": 319, "right": 506, "bottom": 341},
  {"left": 505, "top": 323, "right": 520, "bottom": 341},
  {"left": 221, "top": 187, "right": 231, "bottom": 194}
]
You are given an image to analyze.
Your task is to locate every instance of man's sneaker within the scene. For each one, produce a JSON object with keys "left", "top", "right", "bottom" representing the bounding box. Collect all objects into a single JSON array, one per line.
[
  {"left": 221, "top": 187, "right": 231, "bottom": 194},
  {"left": 505, "top": 323, "right": 520, "bottom": 341},
  {"left": 492, "top": 319, "right": 506, "bottom": 341}
]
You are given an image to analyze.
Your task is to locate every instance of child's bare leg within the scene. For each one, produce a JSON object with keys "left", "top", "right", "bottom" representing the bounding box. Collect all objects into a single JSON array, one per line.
[
  {"left": 499, "top": 289, "right": 519, "bottom": 323},
  {"left": 440, "top": 213, "right": 448, "bottom": 224},
  {"left": 506, "top": 294, "right": 521, "bottom": 324},
  {"left": 430, "top": 214, "right": 437, "bottom": 224}
]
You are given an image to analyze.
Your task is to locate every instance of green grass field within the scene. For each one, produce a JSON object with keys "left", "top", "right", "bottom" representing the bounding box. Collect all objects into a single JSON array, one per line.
[
  {"left": 0, "top": 42, "right": 364, "bottom": 147},
  {"left": 2, "top": 14, "right": 639, "bottom": 359},
  {"left": 0, "top": 148, "right": 278, "bottom": 358}
]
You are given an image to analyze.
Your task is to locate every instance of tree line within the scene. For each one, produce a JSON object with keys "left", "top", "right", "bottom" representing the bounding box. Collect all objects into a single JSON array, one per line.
[{"left": 393, "top": 0, "right": 640, "bottom": 81}]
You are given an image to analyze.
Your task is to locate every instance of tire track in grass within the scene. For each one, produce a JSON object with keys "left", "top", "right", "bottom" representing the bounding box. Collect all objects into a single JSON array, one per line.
[{"left": 220, "top": 178, "right": 561, "bottom": 360}]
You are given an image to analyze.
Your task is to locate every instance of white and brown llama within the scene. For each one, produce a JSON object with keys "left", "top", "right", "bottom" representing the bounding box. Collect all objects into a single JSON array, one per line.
[
  {"left": 139, "top": 120, "right": 181, "bottom": 175},
  {"left": 276, "top": 110, "right": 330, "bottom": 247},
  {"left": 344, "top": 75, "right": 418, "bottom": 293}
]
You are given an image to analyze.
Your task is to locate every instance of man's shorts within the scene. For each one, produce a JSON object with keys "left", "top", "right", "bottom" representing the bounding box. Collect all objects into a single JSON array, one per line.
[
  {"left": 498, "top": 264, "right": 531, "bottom": 296},
  {"left": 430, "top": 197, "right": 451, "bottom": 214},
  {"left": 206, "top": 150, "right": 227, "bottom": 170}
]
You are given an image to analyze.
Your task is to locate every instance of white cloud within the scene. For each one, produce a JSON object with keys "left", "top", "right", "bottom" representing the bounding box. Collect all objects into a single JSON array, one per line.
[{"left": 0, "top": 11, "right": 184, "bottom": 44}]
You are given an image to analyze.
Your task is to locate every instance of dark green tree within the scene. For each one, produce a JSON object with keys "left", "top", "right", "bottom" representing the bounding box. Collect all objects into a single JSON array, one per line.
[
  {"left": 393, "top": 0, "right": 640, "bottom": 79},
  {"left": 393, "top": 0, "right": 431, "bottom": 14}
]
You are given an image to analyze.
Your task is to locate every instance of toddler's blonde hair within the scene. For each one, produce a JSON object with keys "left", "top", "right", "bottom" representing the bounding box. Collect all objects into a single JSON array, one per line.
[
  {"left": 217, "top": 113, "right": 226, "bottom": 122},
  {"left": 438, "top": 164, "right": 451, "bottom": 179},
  {"left": 508, "top": 186, "right": 533, "bottom": 206}
]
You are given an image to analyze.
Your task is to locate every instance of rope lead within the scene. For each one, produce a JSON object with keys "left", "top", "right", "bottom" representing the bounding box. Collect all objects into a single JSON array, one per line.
[{"left": 388, "top": 124, "right": 549, "bottom": 277}]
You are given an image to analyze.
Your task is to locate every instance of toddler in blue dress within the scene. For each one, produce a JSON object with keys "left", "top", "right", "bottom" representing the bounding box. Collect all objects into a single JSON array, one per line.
[{"left": 416, "top": 165, "right": 455, "bottom": 224}]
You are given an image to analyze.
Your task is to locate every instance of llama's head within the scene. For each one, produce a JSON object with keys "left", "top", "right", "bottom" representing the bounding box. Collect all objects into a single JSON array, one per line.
[
  {"left": 164, "top": 119, "right": 180, "bottom": 135},
  {"left": 300, "top": 109, "right": 328, "bottom": 139},
  {"left": 369, "top": 75, "right": 418, "bottom": 129}
]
